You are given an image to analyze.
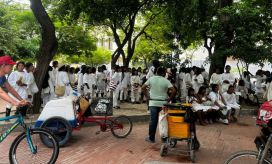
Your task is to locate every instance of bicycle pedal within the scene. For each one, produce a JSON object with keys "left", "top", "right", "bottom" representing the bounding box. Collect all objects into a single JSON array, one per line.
[{"left": 95, "top": 131, "right": 101, "bottom": 135}]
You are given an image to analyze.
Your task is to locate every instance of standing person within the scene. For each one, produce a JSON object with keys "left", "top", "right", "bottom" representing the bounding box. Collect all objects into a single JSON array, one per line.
[
  {"left": 201, "top": 68, "right": 209, "bottom": 86},
  {"left": 192, "top": 67, "right": 204, "bottom": 94},
  {"left": 83, "top": 67, "right": 97, "bottom": 99},
  {"left": 55, "top": 64, "right": 71, "bottom": 98},
  {"left": 77, "top": 65, "right": 86, "bottom": 96},
  {"left": 51, "top": 61, "right": 58, "bottom": 88},
  {"left": 131, "top": 69, "right": 141, "bottom": 104},
  {"left": 68, "top": 67, "right": 76, "bottom": 90},
  {"left": 7, "top": 62, "right": 28, "bottom": 117},
  {"left": 142, "top": 67, "right": 176, "bottom": 143},
  {"left": 178, "top": 67, "right": 186, "bottom": 98},
  {"left": 111, "top": 65, "right": 122, "bottom": 109},
  {"left": 184, "top": 68, "right": 192, "bottom": 97},
  {"left": 221, "top": 65, "right": 235, "bottom": 93},
  {"left": 267, "top": 72, "right": 272, "bottom": 101},
  {"left": 210, "top": 68, "right": 222, "bottom": 86},
  {"left": 120, "top": 67, "right": 129, "bottom": 102},
  {"left": 0, "top": 56, "right": 29, "bottom": 117},
  {"left": 96, "top": 66, "right": 106, "bottom": 98},
  {"left": 146, "top": 60, "right": 160, "bottom": 79},
  {"left": 25, "top": 62, "right": 38, "bottom": 103}
]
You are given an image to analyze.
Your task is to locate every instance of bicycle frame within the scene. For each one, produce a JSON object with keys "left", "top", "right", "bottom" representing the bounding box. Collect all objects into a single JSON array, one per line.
[{"left": 0, "top": 114, "right": 37, "bottom": 153}]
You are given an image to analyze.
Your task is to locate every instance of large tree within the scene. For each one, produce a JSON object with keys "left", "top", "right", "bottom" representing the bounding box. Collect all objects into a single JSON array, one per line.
[
  {"left": 54, "top": 0, "right": 163, "bottom": 67},
  {"left": 30, "top": 0, "right": 58, "bottom": 113}
]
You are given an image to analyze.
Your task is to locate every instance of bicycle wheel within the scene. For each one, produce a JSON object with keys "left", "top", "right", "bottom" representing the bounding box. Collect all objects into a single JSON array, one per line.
[
  {"left": 9, "top": 128, "right": 59, "bottom": 164},
  {"left": 41, "top": 117, "right": 72, "bottom": 147},
  {"left": 224, "top": 150, "right": 272, "bottom": 164},
  {"left": 111, "top": 115, "right": 133, "bottom": 138}
]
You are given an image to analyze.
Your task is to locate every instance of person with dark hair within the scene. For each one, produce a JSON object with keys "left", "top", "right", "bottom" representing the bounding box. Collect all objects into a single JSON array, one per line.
[
  {"left": 192, "top": 67, "right": 204, "bottom": 93},
  {"left": 208, "top": 84, "right": 230, "bottom": 125},
  {"left": 178, "top": 67, "right": 186, "bottom": 99},
  {"left": 25, "top": 62, "right": 38, "bottom": 103},
  {"left": 142, "top": 67, "right": 176, "bottom": 143},
  {"left": 223, "top": 85, "right": 240, "bottom": 122},
  {"left": 210, "top": 68, "right": 222, "bottom": 86},
  {"left": 111, "top": 65, "right": 122, "bottom": 109},
  {"left": 0, "top": 56, "right": 29, "bottom": 119},
  {"left": 51, "top": 60, "right": 58, "bottom": 88},
  {"left": 83, "top": 67, "right": 97, "bottom": 98},
  {"left": 7, "top": 61, "right": 28, "bottom": 117},
  {"left": 56, "top": 64, "right": 71, "bottom": 97},
  {"left": 131, "top": 68, "right": 141, "bottom": 104},
  {"left": 146, "top": 60, "right": 160, "bottom": 79},
  {"left": 77, "top": 65, "right": 86, "bottom": 95},
  {"left": 184, "top": 68, "right": 192, "bottom": 98},
  {"left": 222, "top": 65, "right": 235, "bottom": 93},
  {"left": 96, "top": 66, "right": 106, "bottom": 98},
  {"left": 120, "top": 67, "right": 129, "bottom": 102},
  {"left": 68, "top": 67, "right": 76, "bottom": 91}
]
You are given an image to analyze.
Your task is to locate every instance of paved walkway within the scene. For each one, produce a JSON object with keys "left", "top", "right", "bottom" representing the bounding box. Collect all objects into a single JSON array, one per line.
[{"left": 0, "top": 116, "right": 259, "bottom": 164}]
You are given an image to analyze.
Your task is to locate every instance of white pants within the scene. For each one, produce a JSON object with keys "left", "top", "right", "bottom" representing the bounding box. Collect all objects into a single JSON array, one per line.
[
  {"left": 120, "top": 88, "right": 128, "bottom": 101},
  {"left": 131, "top": 88, "right": 140, "bottom": 102},
  {"left": 227, "top": 104, "right": 240, "bottom": 117},
  {"left": 113, "top": 89, "right": 120, "bottom": 107}
]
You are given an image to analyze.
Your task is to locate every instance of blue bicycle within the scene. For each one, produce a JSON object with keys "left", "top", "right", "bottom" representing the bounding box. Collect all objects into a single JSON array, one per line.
[{"left": 0, "top": 109, "right": 59, "bottom": 164}]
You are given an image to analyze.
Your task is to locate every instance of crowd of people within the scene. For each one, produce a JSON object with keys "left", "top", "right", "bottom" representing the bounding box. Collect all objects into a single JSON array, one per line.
[{"left": 2, "top": 57, "right": 272, "bottom": 126}]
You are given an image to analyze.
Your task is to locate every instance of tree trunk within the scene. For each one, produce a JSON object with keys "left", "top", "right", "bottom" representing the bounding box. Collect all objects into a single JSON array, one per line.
[
  {"left": 30, "top": 0, "right": 58, "bottom": 113},
  {"left": 208, "top": 0, "right": 233, "bottom": 76}
]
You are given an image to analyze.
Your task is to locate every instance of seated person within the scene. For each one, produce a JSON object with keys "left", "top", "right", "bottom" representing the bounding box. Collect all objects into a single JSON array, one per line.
[
  {"left": 223, "top": 85, "right": 240, "bottom": 122},
  {"left": 235, "top": 80, "right": 249, "bottom": 104},
  {"left": 208, "top": 84, "right": 230, "bottom": 125}
]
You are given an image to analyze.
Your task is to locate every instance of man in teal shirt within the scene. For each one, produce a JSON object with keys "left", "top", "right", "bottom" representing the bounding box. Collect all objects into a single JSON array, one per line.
[{"left": 142, "top": 67, "right": 176, "bottom": 143}]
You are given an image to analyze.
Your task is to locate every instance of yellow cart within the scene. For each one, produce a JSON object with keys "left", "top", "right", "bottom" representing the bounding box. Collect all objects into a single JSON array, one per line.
[{"left": 160, "top": 103, "right": 198, "bottom": 163}]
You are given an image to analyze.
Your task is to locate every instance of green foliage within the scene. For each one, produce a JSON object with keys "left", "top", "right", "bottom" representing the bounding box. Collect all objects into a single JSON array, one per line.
[
  {"left": 55, "top": 47, "right": 111, "bottom": 66},
  {"left": 55, "top": 22, "right": 97, "bottom": 56},
  {"left": 0, "top": 2, "right": 40, "bottom": 61}
]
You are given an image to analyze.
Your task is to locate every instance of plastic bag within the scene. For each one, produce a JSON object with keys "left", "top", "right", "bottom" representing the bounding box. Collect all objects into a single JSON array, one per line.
[{"left": 159, "top": 110, "right": 168, "bottom": 138}]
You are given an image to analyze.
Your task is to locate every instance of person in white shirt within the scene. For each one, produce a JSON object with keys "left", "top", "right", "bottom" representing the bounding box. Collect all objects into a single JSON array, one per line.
[
  {"left": 77, "top": 65, "right": 86, "bottom": 95},
  {"left": 223, "top": 85, "right": 240, "bottom": 122},
  {"left": 25, "top": 62, "right": 38, "bottom": 103},
  {"left": 267, "top": 77, "right": 272, "bottom": 101},
  {"left": 131, "top": 69, "right": 141, "bottom": 103},
  {"left": 192, "top": 67, "right": 204, "bottom": 94},
  {"left": 7, "top": 62, "right": 28, "bottom": 116},
  {"left": 221, "top": 65, "right": 235, "bottom": 93},
  {"left": 96, "top": 66, "right": 106, "bottom": 97},
  {"left": 120, "top": 67, "right": 129, "bottom": 102},
  {"left": 201, "top": 68, "right": 209, "bottom": 84},
  {"left": 183, "top": 68, "right": 192, "bottom": 99},
  {"left": 83, "top": 67, "right": 97, "bottom": 98},
  {"left": 51, "top": 61, "right": 58, "bottom": 87},
  {"left": 146, "top": 60, "right": 160, "bottom": 80},
  {"left": 111, "top": 65, "right": 122, "bottom": 109},
  {"left": 41, "top": 66, "right": 53, "bottom": 108},
  {"left": 55, "top": 65, "right": 71, "bottom": 98},
  {"left": 208, "top": 84, "right": 230, "bottom": 124},
  {"left": 68, "top": 67, "right": 76, "bottom": 89},
  {"left": 210, "top": 68, "right": 222, "bottom": 86},
  {"left": 178, "top": 67, "right": 186, "bottom": 97}
]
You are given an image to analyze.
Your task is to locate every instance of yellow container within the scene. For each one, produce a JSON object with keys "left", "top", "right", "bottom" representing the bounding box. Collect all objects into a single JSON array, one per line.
[
  {"left": 168, "top": 121, "right": 190, "bottom": 138},
  {"left": 167, "top": 110, "right": 186, "bottom": 114},
  {"left": 168, "top": 116, "right": 184, "bottom": 123}
]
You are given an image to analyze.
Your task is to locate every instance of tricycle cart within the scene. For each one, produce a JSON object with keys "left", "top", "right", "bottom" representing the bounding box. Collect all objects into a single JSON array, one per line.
[
  {"left": 160, "top": 103, "right": 199, "bottom": 163},
  {"left": 35, "top": 96, "right": 133, "bottom": 147}
]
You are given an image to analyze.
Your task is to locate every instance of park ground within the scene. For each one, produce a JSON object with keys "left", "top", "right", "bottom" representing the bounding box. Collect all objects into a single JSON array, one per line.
[{"left": 0, "top": 99, "right": 260, "bottom": 164}]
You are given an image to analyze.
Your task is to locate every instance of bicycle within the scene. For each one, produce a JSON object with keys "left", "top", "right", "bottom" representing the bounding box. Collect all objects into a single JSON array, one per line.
[
  {"left": 224, "top": 117, "right": 272, "bottom": 164},
  {"left": 0, "top": 108, "right": 59, "bottom": 164}
]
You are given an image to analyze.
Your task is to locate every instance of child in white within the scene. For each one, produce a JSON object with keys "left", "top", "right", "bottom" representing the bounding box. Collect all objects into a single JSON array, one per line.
[
  {"left": 223, "top": 85, "right": 240, "bottom": 121},
  {"left": 210, "top": 68, "right": 222, "bottom": 85},
  {"left": 131, "top": 70, "right": 141, "bottom": 103},
  {"left": 120, "top": 67, "right": 129, "bottom": 102}
]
